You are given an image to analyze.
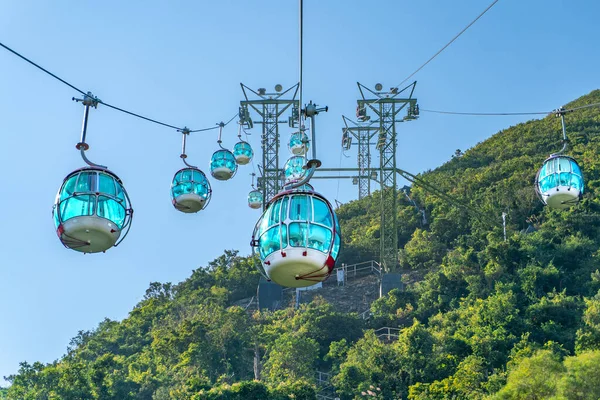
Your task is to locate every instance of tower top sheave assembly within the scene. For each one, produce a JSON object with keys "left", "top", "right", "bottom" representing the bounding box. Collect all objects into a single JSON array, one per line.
[{"left": 240, "top": 83, "right": 299, "bottom": 207}]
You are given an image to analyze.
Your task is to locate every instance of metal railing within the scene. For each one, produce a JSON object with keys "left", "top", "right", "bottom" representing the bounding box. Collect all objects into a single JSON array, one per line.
[
  {"left": 316, "top": 395, "right": 338, "bottom": 400},
  {"left": 316, "top": 370, "right": 331, "bottom": 386},
  {"left": 359, "top": 309, "right": 373, "bottom": 320},
  {"left": 374, "top": 327, "right": 400, "bottom": 341},
  {"left": 333, "top": 260, "right": 381, "bottom": 282}
]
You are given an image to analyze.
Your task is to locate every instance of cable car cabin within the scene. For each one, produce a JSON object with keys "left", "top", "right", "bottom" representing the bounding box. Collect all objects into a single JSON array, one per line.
[
  {"left": 289, "top": 131, "right": 309, "bottom": 156},
  {"left": 171, "top": 168, "right": 211, "bottom": 213},
  {"left": 284, "top": 156, "right": 307, "bottom": 182},
  {"left": 248, "top": 190, "right": 263, "bottom": 209},
  {"left": 233, "top": 141, "right": 253, "bottom": 165},
  {"left": 251, "top": 188, "right": 341, "bottom": 288},
  {"left": 536, "top": 155, "right": 584, "bottom": 209},
  {"left": 210, "top": 149, "right": 238, "bottom": 181},
  {"left": 53, "top": 167, "right": 133, "bottom": 253}
]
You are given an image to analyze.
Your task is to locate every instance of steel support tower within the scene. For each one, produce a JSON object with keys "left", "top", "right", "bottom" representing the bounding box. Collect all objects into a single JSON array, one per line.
[
  {"left": 240, "top": 84, "right": 299, "bottom": 208},
  {"left": 356, "top": 82, "right": 418, "bottom": 272},
  {"left": 342, "top": 116, "right": 379, "bottom": 199}
]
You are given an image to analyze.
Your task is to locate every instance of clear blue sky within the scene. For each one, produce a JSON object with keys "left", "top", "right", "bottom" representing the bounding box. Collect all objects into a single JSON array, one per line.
[{"left": 1, "top": 0, "right": 599, "bottom": 384}]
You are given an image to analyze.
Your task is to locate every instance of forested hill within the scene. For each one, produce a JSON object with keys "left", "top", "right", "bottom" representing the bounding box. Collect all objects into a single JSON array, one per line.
[
  {"left": 338, "top": 89, "right": 600, "bottom": 267},
  {"left": 4, "top": 90, "right": 600, "bottom": 399}
]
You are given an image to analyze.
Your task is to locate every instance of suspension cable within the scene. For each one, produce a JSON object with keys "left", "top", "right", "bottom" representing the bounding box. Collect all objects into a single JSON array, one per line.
[
  {"left": 566, "top": 102, "right": 600, "bottom": 112},
  {"left": 0, "top": 41, "right": 86, "bottom": 96},
  {"left": 99, "top": 100, "right": 183, "bottom": 130},
  {"left": 394, "top": 0, "right": 500, "bottom": 90},
  {"left": 361, "top": 0, "right": 499, "bottom": 109},
  {"left": 420, "top": 109, "right": 549, "bottom": 116},
  {"left": 415, "top": 102, "right": 600, "bottom": 117},
  {"left": 0, "top": 40, "right": 234, "bottom": 133},
  {"left": 397, "top": 168, "right": 497, "bottom": 227},
  {"left": 189, "top": 113, "right": 238, "bottom": 133}
]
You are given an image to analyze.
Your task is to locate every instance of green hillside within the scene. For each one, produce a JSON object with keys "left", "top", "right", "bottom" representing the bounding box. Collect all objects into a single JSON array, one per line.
[{"left": 5, "top": 90, "right": 600, "bottom": 399}]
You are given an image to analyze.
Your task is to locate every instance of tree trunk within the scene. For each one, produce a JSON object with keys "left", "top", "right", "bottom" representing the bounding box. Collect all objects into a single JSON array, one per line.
[{"left": 253, "top": 342, "right": 261, "bottom": 380}]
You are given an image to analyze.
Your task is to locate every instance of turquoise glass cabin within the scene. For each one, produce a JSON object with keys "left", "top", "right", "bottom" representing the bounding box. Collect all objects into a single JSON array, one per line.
[
  {"left": 289, "top": 131, "right": 309, "bottom": 155},
  {"left": 171, "top": 167, "right": 211, "bottom": 212},
  {"left": 54, "top": 167, "right": 131, "bottom": 230},
  {"left": 233, "top": 141, "right": 253, "bottom": 165},
  {"left": 254, "top": 190, "right": 341, "bottom": 264},
  {"left": 284, "top": 156, "right": 307, "bottom": 182},
  {"left": 248, "top": 189, "right": 263, "bottom": 209},
  {"left": 53, "top": 167, "right": 133, "bottom": 252},
  {"left": 210, "top": 149, "right": 238, "bottom": 180},
  {"left": 536, "top": 155, "right": 584, "bottom": 208}
]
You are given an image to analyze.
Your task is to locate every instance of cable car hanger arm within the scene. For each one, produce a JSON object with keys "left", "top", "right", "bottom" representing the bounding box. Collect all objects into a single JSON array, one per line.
[
  {"left": 551, "top": 107, "right": 571, "bottom": 156},
  {"left": 73, "top": 93, "right": 107, "bottom": 169},
  {"left": 178, "top": 127, "right": 198, "bottom": 169},
  {"left": 284, "top": 159, "right": 321, "bottom": 190}
]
